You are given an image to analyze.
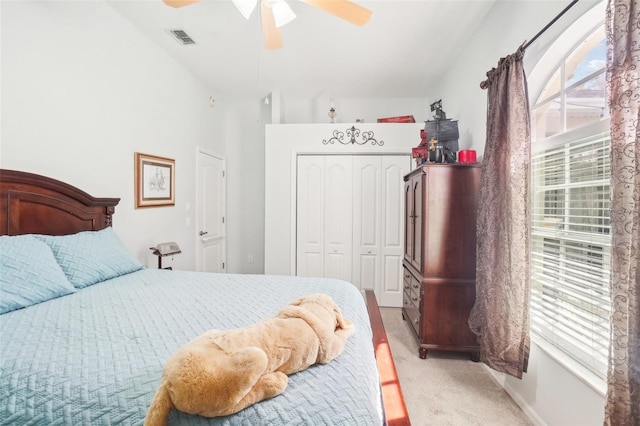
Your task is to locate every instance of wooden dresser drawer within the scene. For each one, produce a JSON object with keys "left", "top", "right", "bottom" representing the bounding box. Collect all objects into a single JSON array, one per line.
[
  {"left": 402, "top": 266, "right": 421, "bottom": 336},
  {"left": 402, "top": 269, "right": 411, "bottom": 298},
  {"left": 409, "top": 275, "right": 420, "bottom": 309}
]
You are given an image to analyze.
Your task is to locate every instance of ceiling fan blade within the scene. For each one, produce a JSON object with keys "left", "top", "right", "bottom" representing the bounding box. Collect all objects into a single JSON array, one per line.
[
  {"left": 271, "top": 1, "right": 296, "bottom": 28},
  {"left": 300, "top": 0, "right": 372, "bottom": 27},
  {"left": 162, "top": 0, "right": 200, "bottom": 8},
  {"left": 261, "top": 1, "right": 283, "bottom": 49},
  {"left": 232, "top": 0, "right": 258, "bottom": 19}
]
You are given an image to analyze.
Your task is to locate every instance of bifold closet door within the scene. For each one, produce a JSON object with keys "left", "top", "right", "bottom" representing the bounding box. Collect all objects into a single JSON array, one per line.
[
  {"left": 296, "top": 156, "right": 352, "bottom": 282},
  {"left": 297, "top": 154, "right": 410, "bottom": 307},
  {"left": 352, "top": 155, "right": 410, "bottom": 307}
]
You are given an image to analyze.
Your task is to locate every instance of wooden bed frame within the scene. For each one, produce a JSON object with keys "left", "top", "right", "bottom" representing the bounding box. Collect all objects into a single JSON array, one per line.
[
  {"left": 0, "top": 168, "right": 410, "bottom": 426},
  {"left": 0, "top": 169, "right": 119, "bottom": 235}
]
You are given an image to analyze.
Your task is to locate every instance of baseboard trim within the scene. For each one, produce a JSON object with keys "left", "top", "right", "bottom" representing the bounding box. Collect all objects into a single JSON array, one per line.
[{"left": 482, "top": 365, "right": 547, "bottom": 426}]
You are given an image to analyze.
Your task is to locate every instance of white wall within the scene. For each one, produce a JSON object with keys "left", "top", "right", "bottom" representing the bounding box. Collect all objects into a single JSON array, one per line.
[
  {"left": 0, "top": 0, "right": 225, "bottom": 270},
  {"left": 431, "top": 0, "right": 602, "bottom": 159},
  {"left": 433, "top": 1, "right": 606, "bottom": 424},
  {"left": 281, "top": 96, "right": 429, "bottom": 125},
  {"left": 0, "top": 0, "right": 426, "bottom": 276},
  {"left": 222, "top": 99, "right": 269, "bottom": 274}
]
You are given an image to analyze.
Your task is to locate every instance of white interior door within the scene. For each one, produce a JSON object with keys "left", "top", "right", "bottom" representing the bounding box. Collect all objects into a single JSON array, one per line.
[
  {"left": 352, "top": 156, "right": 381, "bottom": 293},
  {"left": 296, "top": 156, "right": 325, "bottom": 277},
  {"left": 296, "top": 154, "right": 409, "bottom": 306},
  {"left": 196, "top": 149, "right": 226, "bottom": 273},
  {"left": 296, "top": 155, "right": 352, "bottom": 282},
  {"left": 323, "top": 156, "right": 352, "bottom": 281},
  {"left": 353, "top": 155, "right": 410, "bottom": 306},
  {"left": 379, "top": 155, "right": 410, "bottom": 306}
]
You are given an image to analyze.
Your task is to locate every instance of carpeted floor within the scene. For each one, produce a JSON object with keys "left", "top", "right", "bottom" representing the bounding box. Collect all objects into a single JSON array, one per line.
[{"left": 380, "top": 307, "right": 533, "bottom": 426}]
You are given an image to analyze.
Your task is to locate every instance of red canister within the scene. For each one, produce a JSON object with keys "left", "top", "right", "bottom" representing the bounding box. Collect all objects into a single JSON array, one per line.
[{"left": 458, "top": 149, "right": 477, "bottom": 163}]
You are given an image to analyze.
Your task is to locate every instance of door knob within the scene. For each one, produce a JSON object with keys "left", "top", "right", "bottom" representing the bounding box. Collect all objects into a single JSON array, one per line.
[{"left": 199, "top": 231, "right": 208, "bottom": 236}]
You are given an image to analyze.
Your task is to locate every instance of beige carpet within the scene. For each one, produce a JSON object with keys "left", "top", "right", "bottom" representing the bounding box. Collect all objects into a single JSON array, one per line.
[{"left": 380, "top": 307, "right": 532, "bottom": 426}]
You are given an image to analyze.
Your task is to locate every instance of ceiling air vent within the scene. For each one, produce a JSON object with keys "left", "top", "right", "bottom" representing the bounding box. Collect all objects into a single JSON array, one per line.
[{"left": 167, "top": 29, "right": 196, "bottom": 45}]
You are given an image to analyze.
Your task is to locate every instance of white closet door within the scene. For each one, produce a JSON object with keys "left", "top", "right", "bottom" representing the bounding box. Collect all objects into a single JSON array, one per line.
[
  {"left": 324, "top": 155, "right": 353, "bottom": 281},
  {"left": 352, "top": 156, "right": 381, "bottom": 293},
  {"left": 353, "top": 155, "right": 410, "bottom": 307},
  {"left": 296, "top": 156, "right": 352, "bottom": 281},
  {"left": 379, "top": 156, "right": 411, "bottom": 306},
  {"left": 297, "top": 154, "right": 408, "bottom": 306},
  {"left": 296, "top": 156, "right": 325, "bottom": 278},
  {"left": 323, "top": 156, "right": 353, "bottom": 281}
]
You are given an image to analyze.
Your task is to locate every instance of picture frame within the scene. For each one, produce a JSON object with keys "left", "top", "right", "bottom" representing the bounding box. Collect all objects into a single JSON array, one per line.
[{"left": 134, "top": 152, "right": 175, "bottom": 208}]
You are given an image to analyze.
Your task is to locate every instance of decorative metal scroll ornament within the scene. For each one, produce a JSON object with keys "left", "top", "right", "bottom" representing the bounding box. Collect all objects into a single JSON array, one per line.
[{"left": 322, "top": 126, "right": 384, "bottom": 146}]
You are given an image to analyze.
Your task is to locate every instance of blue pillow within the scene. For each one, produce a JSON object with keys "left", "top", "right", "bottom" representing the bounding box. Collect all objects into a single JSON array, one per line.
[
  {"left": 37, "top": 228, "right": 144, "bottom": 289},
  {"left": 0, "top": 235, "right": 77, "bottom": 314}
]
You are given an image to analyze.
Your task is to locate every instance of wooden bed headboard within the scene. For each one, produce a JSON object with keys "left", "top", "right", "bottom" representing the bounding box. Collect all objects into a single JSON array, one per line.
[{"left": 0, "top": 169, "right": 120, "bottom": 236}]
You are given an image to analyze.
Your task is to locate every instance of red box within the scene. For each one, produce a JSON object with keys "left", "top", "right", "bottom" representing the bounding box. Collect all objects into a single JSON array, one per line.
[
  {"left": 412, "top": 146, "right": 429, "bottom": 159},
  {"left": 458, "top": 150, "right": 477, "bottom": 163},
  {"left": 377, "top": 115, "right": 416, "bottom": 123}
]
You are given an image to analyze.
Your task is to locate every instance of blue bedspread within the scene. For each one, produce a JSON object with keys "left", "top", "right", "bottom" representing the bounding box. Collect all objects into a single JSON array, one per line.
[{"left": 0, "top": 270, "right": 382, "bottom": 425}]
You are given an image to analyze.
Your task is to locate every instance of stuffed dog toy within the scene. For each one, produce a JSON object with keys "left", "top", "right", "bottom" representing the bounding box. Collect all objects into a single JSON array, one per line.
[{"left": 144, "top": 293, "right": 354, "bottom": 425}]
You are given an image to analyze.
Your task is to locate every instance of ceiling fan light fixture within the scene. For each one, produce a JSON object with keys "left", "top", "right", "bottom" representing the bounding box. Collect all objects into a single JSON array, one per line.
[
  {"left": 161, "top": 0, "right": 371, "bottom": 50},
  {"left": 269, "top": 0, "right": 296, "bottom": 28},
  {"left": 232, "top": 0, "right": 258, "bottom": 20},
  {"left": 162, "top": 0, "right": 200, "bottom": 8}
]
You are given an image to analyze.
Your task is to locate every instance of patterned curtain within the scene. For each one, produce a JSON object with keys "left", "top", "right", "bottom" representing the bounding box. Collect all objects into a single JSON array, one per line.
[
  {"left": 604, "top": 0, "right": 640, "bottom": 423},
  {"left": 468, "top": 48, "right": 531, "bottom": 379}
]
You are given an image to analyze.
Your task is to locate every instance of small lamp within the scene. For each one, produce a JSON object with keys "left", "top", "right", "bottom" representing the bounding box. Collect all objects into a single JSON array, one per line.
[{"left": 150, "top": 241, "right": 182, "bottom": 270}]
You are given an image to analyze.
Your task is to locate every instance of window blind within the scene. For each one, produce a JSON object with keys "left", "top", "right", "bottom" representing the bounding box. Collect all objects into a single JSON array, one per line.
[{"left": 530, "top": 131, "right": 611, "bottom": 379}]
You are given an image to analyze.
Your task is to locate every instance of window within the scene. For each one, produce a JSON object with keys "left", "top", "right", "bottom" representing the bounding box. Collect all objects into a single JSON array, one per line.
[
  {"left": 530, "top": 23, "right": 610, "bottom": 381},
  {"left": 533, "top": 25, "right": 607, "bottom": 139}
]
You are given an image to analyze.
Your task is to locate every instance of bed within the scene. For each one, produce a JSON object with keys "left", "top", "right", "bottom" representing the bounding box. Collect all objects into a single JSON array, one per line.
[{"left": 0, "top": 169, "right": 409, "bottom": 426}]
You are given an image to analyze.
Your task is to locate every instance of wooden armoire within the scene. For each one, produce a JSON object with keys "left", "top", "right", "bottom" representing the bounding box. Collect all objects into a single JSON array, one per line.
[{"left": 402, "top": 163, "right": 481, "bottom": 360}]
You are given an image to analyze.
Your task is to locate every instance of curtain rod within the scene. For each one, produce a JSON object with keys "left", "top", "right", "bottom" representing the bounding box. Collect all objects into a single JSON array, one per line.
[
  {"left": 523, "top": 0, "right": 580, "bottom": 50},
  {"left": 480, "top": 0, "right": 581, "bottom": 89}
]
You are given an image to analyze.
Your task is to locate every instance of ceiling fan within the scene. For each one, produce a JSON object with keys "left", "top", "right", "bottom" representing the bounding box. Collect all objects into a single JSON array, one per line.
[{"left": 162, "top": 0, "right": 372, "bottom": 49}]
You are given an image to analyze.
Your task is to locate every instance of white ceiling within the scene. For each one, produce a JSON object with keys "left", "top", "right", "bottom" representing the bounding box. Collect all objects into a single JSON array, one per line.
[{"left": 108, "top": 0, "right": 497, "bottom": 101}]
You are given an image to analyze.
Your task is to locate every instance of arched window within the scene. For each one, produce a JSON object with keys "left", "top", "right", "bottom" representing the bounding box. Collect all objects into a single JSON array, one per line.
[
  {"left": 533, "top": 25, "right": 607, "bottom": 137},
  {"left": 529, "top": 9, "right": 610, "bottom": 389}
]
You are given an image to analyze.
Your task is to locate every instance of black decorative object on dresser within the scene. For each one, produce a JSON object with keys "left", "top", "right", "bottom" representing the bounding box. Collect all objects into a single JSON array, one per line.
[{"left": 402, "top": 163, "right": 481, "bottom": 361}]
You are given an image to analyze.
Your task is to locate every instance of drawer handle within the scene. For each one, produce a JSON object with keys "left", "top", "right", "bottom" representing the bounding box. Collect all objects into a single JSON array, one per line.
[
  {"left": 412, "top": 296, "right": 418, "bottom": 301},
  {"left": 412, "top": 284, "right": 419, "bottom": 289}
]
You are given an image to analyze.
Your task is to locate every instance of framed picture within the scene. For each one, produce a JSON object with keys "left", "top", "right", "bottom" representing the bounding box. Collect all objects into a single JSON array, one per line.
[{"left": 134, "top": 152, "right": 175, "bottom": 208}]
